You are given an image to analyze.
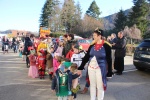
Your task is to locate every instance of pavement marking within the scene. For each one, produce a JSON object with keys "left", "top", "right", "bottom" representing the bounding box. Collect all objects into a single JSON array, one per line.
[{"left": 123, "top": 69, "right": 137, "bottom": 73}]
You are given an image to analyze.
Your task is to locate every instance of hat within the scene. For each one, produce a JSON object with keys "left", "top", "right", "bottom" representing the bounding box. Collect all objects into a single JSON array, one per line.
[
  {"left": 74, "top": 44, "right": 80, "bottom": 49},
  {"left": 94, "top": 28, "right": 104, "bottom": 36},
  {"left": 63, "top": 62, "right": 72, "bottom": 68}
]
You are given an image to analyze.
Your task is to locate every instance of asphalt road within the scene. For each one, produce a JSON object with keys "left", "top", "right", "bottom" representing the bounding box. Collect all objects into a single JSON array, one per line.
[{"left": 0, "top": 51, "right": 150, "bottom": 100}]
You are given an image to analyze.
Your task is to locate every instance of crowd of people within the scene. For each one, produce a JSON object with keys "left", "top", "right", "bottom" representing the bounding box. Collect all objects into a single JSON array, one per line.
[{"left": 1, "top": 28, "right": 127, "bottom": 100}]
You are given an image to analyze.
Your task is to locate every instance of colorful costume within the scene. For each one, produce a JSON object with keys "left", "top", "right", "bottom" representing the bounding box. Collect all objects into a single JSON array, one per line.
[
  {"left": 36, "top": 49, "right": 46, "bottom": 79},
  {"left": 28, "top": 54, "right": 38, "bottom": 78},
  {"left": 51, "top": 69, "right": 72, "bottom": 98}
]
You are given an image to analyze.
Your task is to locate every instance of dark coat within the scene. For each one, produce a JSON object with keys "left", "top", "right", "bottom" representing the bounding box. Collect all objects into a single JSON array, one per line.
[
  {"left": 110, "top": 38, "right": 117, "bottom": 49},
  {"left": 62, "top": 40, "right": 77, "bottom": 57},
  {"left": 23, "top": 37, "right": 33, "bottom": 55},
  {"left": 114, "top": 37, "right": 127, "bottom": 57}
]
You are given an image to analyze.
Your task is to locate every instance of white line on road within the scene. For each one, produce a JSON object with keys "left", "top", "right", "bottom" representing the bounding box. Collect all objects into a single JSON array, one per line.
[{"left": 123, "top": 69, "right": 137, "bottom": 73}]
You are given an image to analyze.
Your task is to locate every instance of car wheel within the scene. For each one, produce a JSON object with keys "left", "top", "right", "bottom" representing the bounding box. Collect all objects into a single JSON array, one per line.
[{"left": 135, "top": 66, "right": 145, "bottom": 71}]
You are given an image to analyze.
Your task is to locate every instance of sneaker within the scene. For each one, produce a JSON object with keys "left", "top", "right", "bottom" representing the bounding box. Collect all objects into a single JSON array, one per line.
[{"left": 107, "top": 74, "right": 113, "bottom": 78}]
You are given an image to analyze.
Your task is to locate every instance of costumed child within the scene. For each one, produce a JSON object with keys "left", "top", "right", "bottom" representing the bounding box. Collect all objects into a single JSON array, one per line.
[
  {"left": 46, "top": 46, "right": 54, "bottom": 80},
  {"left": 36, "top": 49, "right": 46, "bottom": 79},
  {"left": 71, "top": 44, "right": 86, "bottom": 67},
  {"left": 70, "top": 63, "right": 80, "bottom": 100},
  {"left": 51, "top": 60, "right": 72, "bottom": 100},
  {"left": 66, "top": 42, "right": 76, "bottom": 61},
  {"left": 19, "top": 41, "right": 24, "bottom": 59},
  {"left": 28, "top": 48, "right": 38, "bottom": 78},
  {"left": 53, "top": 52, "right": 60, "bottom": 74}
]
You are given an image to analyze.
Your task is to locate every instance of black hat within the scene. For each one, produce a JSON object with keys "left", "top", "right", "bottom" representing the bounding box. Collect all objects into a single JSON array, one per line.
[{"left": 74, "top": 44, "right": 80, "bottom": 49}]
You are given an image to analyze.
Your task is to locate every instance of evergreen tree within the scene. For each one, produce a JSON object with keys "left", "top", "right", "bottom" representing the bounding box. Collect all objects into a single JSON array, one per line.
[
  {"left": 114, "top": 9, "right": 127, "bottom": 32},
  {"left": 39, "top": 0, "right": 59, "bottom": 28},
  {"left": 61, "top": 0, "right": 76, "bottom": 33},
  {"left": 86, "top": 0, "right": 101, "bottom": 19},
  {"left": 72, "top": 1, "right": 82, "bottom": 35},
  {"left": 128, "top": 0, "right": 149, "bottom": 35}
]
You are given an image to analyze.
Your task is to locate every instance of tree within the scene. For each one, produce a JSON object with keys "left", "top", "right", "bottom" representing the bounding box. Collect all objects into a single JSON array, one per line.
[
  {"left": 61, "top": 0, "right": 76, "bottom": 33},
  {"left": 71, "top": 1, "right": 82, "bottom": 35},
  {"left": 80, "top": 15, "right": 104, "bottom": 38},
  {"left": 114, "top": 9, "right": 127, "bottom": 32},
  {"left": 39, "top": 0, "right": 59, "bottom": 28},
  {"left": 86, "top": 0, "right": 101, "bottom": 19},
  {"left": 128, "top": 0, "right": 149, "bottom": 35}
]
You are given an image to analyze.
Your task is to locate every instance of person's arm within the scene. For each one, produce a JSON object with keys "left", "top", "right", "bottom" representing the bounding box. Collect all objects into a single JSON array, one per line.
[
  {"left": 78, "top": 45, "right": 93, "bottom": 70},
  {"left": 103, "top": 42, "right": 112, "bottom": 70}
]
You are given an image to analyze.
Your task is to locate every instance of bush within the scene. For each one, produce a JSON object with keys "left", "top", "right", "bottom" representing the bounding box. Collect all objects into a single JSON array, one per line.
[{"left": 126, "top": 44, "right": 136, "bottom": 55}]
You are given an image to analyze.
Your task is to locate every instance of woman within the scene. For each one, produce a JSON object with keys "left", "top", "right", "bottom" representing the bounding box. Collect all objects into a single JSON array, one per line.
[{"left": 78, "top": 28, "right": 112, "bottom": 100}]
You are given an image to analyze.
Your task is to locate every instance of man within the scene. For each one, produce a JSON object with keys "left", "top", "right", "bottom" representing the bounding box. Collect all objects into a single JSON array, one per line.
[
  {"left": 113, "top": 31, "right": 127, "bottom": 75},
  {"left": 110, "top": 33, "right": 117, "bottom": 70},
  {"left": 23, "top": 34, "right": 35, "bottom": 68}
]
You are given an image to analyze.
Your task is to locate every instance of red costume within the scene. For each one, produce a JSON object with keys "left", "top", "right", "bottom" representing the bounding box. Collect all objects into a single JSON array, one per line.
[{"left": 36, "top": 49, "right": 46, "bottom": 79}]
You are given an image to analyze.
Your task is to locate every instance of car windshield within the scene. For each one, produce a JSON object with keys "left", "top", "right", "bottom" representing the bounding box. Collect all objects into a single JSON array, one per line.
[{"left": 78, "top": 39, "right": 88, "bottom": 43}]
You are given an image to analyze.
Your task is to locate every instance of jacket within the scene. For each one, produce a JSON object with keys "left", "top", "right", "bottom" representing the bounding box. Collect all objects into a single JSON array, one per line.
[
  {"left": 62, "top": 40, "right": 77, "bottom": 57},
  {"left": 23, "top": 37, "right": 33, "bottom": 55},
  {"left": 114, "top": 37, "right": 127, "bottom": 57}
]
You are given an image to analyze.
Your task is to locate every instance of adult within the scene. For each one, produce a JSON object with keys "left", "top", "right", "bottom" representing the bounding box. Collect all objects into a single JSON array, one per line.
[
  {"left": 62, "top": 34, "right": 77, "bottom": 57},
  {"left": 110, "top": 33, "right": 117, "bottom": 71},
  {"left": 113, "top": 31, "right": 127, "bottom": 75},
  {"left": 23, "top": 34, "right": 35, "bottom": 68},
  {"left": 78, "top": 28, "right": 112, "bottom": 100},
  {"left": 2, "top": 36, "right": 9, "bottom": 54}
]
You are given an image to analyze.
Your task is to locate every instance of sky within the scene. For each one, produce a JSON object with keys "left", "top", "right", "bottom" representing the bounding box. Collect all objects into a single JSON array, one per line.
[{"left": 0, "top": 0, "right": 133, "bottom": 32}]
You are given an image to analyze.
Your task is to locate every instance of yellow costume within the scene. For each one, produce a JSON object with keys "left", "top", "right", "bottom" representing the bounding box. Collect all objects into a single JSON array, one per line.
[{"left": 37, "top": 42, "right": 47, "bottom": 55}]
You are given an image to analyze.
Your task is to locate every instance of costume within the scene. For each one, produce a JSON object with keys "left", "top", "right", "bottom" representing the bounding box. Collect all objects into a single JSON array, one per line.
[
  {"left": 28, "top": 54, "right": 38, "bottom": 78},
  {"left": 66, "top": 49, "right": 74, "bottom": 61},
  {"left": 36, "top": 49, "right": 46, "bottom": 79},
  {"left": 37, "top": 41, "right": 47, "bottom": 55},
  {"left": 51, "top": 69, "right": 72, "bottom": 100},
  {"left": 78, "top": 40, "right": 112, "bottom": 100},
  {"left": 71, "top": 50, "right": 86, "bottom": 67},
  {"left": 46, "top": 53, "right": 53, "bottom": 80}
]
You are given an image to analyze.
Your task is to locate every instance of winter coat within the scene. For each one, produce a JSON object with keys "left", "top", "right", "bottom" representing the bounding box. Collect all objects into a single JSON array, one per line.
[
  {"left": 62, "top": 40, "right": 77, "bottom": 57},
  {"left": 114, "top": 37, "right": 127, "bottom": 57},
  {"left": 23, "top": 37, "right": 33, "bottom": 55}
]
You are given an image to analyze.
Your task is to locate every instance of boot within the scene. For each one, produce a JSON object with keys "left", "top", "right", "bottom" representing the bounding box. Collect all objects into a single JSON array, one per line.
[{"left": 81, "top": 87, "right": 88, "bottom": 94}]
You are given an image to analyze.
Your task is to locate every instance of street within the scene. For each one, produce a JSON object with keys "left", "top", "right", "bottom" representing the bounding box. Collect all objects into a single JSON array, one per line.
[{"left": 0, "top": 51, "right": 150, "bottom": 100}]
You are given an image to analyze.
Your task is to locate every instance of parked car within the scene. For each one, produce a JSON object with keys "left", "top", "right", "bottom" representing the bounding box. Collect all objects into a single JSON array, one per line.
[
  {"left": 77, "top": 39, "right": 91, "bottom": 51},
  {"left": 133, "top": 39, "right": 150, "bottom": 70}
]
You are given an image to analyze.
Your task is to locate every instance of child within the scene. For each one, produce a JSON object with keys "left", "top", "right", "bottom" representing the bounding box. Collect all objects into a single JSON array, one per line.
[
  {"left": 36, "top": 49, "right": 46, "bottom": 79},
  {"left": 55, "top": 41, "right": 64, "bottom": 56},
  {"left": 71, "top": 44, "right": 86, "bottom": 67},
  {"left": 66, "top": 42, "right": 76, "bottom": 61},
  {"left": 51, "top": 60, "right": 72, "bottom": 100},
  {"left": 28, "top": 49, "right": 38, "bottom": 78},
  {"left": 53, "top": 52, "right": 60, "bottom": 74},
  {"left": 70, "top": 63, "right": 80, "bottom": 100},
  {"left": 46, "top": 46, "right": 54, "bottom": 80}
]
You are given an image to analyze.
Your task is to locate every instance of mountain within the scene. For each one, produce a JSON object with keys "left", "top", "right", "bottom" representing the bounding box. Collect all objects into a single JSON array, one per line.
[{"left": 102, "top": 9, "right": 132, "bottom": 30}]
